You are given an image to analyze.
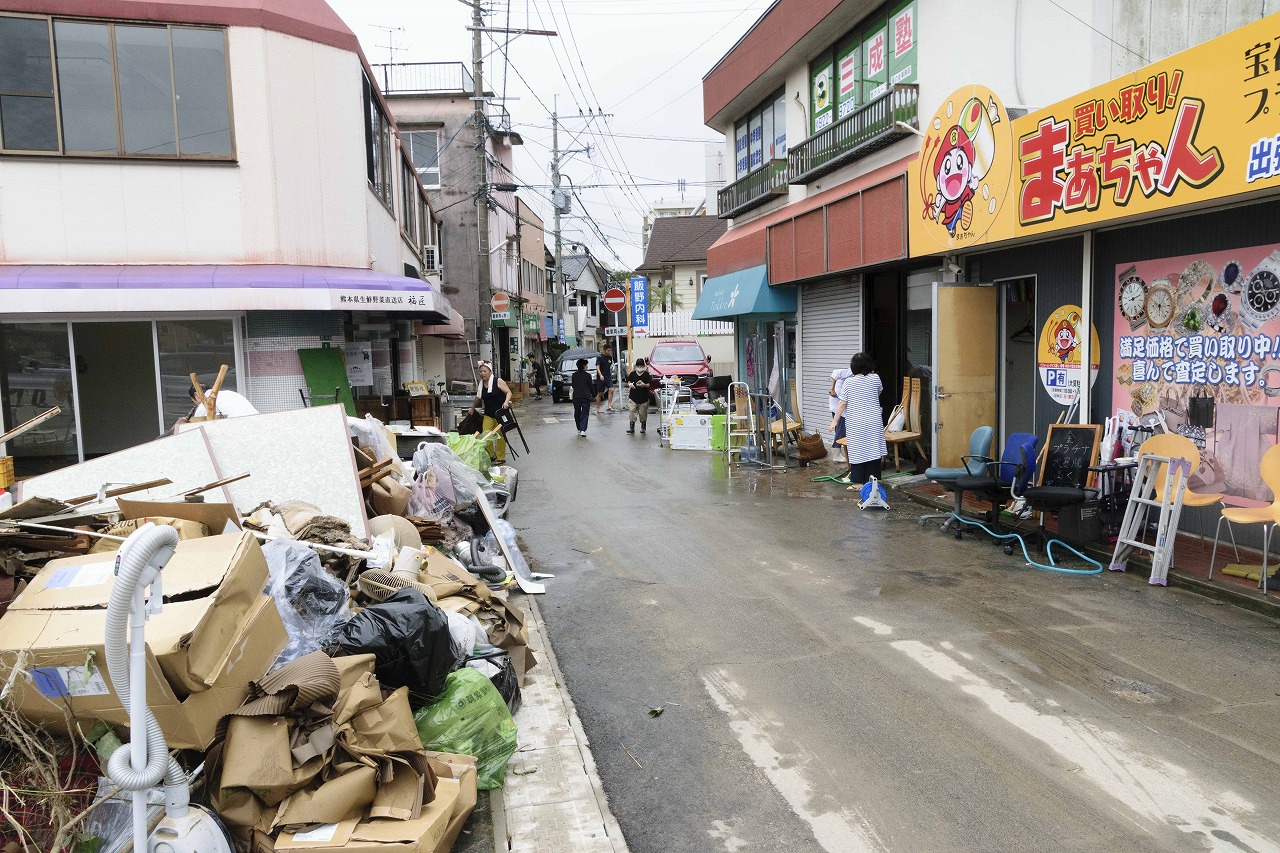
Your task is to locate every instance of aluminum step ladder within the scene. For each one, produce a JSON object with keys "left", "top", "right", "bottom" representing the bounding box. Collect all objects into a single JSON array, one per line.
[
  {"left": 1108, "top": 453, "right": 1190, "bottom": 586},
  {"left": 725, "top": 381, "right": 758, "bottom": 464}
]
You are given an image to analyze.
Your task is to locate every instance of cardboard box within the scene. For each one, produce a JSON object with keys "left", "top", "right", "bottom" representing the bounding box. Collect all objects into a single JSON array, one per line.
[
  {"left": 117, "top": 497, "right": 242, "bottom": 533},
  {"left": 423, "top": 753, "right": 477, "bottom": 853},
  {"left": 253, "top": 778, "right": 460, "bottom": 853},
  {"left": 0, "top": 594, "right": 286, "bottom": 749},
  {"left": 10, "top": 532, "right": 270, "bottom": 695}
]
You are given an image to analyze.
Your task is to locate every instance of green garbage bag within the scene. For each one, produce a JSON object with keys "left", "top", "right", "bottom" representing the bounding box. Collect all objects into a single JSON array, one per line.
[
  {"left": 414, "top": 668, "right": 518, "bottom": 790},
  {"left": 446, "top": 432, "right": 493, "bottom": 475}
]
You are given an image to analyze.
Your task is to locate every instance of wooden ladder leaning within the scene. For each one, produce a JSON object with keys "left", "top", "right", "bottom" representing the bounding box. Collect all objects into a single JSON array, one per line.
[
  {"left": 725, "top": 382, "right": 756, "bottom": 465},
  {"left": 1108, "top": 453, "right": 1190, "bottom": 586}
]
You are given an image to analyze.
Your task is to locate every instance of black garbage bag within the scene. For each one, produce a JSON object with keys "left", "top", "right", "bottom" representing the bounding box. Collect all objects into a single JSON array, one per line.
[
  {"left": 325, "top": 587, "right": 463, "bottom": 705},
  {"left": 456, "top": 410, "right": 485, "bottom": 435},
  {"left": 470, "top": 648, "right": 522, "bottom": 715}
]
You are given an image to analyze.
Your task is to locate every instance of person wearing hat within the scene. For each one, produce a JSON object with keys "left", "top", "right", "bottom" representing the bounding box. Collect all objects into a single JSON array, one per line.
[
  {"left": 931, "top": 124, "right": 980, "bottom": 237},
  {"left": 468, "top": 360, "right": 511, "bottom": 463}
]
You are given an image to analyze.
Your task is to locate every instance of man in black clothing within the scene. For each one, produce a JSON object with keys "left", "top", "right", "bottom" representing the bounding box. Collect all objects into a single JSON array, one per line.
[
  {"left": 595, "top": 348, "right": 615, "bottom": 415},
  {"left": 624, "top": 357, "right": 653, "bottom": 435},
  {"left": 571, "top": 358, "right": 595, "bottom": 436}
]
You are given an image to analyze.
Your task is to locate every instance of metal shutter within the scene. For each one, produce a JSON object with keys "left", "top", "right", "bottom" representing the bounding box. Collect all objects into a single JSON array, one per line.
[{"left": 799, "top": 277, "right": 863, "bottom": 436}]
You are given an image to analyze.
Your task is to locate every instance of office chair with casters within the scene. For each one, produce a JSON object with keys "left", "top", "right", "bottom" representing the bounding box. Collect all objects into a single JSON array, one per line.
[
  {"left": 1209, "top": 443, "right": 1280, "bottom": 594},
  {"left": 1019, "top": 424, "right": 1101, "bottom": 551},
  {"left": 951, "top": 432, "right": 1039, "bottom": 551},
  {"left": 920, "top": 425, "right": 994, "bottom": 529}
]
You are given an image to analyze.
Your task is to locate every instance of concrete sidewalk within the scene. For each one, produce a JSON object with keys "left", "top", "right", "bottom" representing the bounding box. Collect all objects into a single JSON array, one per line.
[{"left": 486, "top": 592, "right": 629, "bottom": 853}]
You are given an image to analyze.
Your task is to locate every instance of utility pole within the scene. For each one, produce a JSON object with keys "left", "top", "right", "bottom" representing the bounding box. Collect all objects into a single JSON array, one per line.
[
  {"left": 472, "top": 0, "right": 493, "bottom": 367},
  {"left": 551, "top": 101, "right": 564, "bottom": 347}
]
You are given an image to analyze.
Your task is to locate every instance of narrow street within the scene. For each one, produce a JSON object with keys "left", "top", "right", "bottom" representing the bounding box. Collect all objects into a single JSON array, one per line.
[{"left": 513, "top": 400, "right": 1280, "bottom": 853}]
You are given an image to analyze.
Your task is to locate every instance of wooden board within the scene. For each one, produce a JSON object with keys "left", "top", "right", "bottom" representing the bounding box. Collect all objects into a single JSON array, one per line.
[{"left": 1039, "top": 424, "right": 1102, "bottom": 488}]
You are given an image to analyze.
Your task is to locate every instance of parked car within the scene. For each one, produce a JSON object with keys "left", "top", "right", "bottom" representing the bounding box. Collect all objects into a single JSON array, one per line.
[
  {"left": 550, "top": 347, "right": 602, "bottom": 403},
  {"left": 645, "top": 340, "right": 712, "bottom": 398}
]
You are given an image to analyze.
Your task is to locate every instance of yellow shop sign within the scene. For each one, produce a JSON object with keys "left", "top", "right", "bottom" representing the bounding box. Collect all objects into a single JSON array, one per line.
[{"left": 910, "top": 13, "right": 1280, "bottom": 257}]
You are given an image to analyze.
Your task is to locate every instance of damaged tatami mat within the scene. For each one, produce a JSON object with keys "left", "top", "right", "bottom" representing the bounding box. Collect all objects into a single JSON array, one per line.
[{"left": 493, "top": 594, "right": 628, "bottom": 853}]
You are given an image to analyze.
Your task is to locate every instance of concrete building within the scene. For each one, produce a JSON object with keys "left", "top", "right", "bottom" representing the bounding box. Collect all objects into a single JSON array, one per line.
[
  {"left": 696, "top": 0, "right": 1272, "bottom": 461},
  {"left": 374, "top": 61, "right": 524, "bottom": 384},
  {"left": 561, "top": 250, "right": 611, "bottom": 351},
  {"left": 0, "top": 0, "right": 453, "bottom": 477}
]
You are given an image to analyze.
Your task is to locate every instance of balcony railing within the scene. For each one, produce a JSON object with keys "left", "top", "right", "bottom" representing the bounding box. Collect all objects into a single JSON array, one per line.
[
  {"left": 717, "top": 157, "right": 788, "bottom": 219},
  {"left": 788, "top": 83, "right": 919, "bottom": 185},
  {"left": 373, "top": 62, "right": 473, "bottom": 95}
]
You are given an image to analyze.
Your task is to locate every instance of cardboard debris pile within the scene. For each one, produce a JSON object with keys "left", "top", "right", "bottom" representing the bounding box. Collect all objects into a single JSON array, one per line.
[{"left": 0, "top": 404, "right": 540, "bottom": 852}]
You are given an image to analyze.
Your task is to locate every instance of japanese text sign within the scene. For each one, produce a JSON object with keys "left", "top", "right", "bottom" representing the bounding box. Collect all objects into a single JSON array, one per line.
[
  {"left": 1113, "top": 244, "right": 1280, "bottom": 506},
  {"left": 909, "top": 14, "right": 1280, "bottom": 257},
  {"left": 629, "top": 276, "right": 648, "bottom": 333}
]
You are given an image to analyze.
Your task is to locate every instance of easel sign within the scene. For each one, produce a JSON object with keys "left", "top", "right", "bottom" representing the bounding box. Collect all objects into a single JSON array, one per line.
[{"left": 1040, "top": 423, "right": 1102, "bottom": 488}]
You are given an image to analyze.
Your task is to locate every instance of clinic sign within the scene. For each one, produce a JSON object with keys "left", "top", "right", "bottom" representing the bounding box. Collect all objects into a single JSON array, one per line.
[
  {"left": 630, "top": 276, "right": 648, "bottom": 336},
  {"left": 909, "top": 14, "right": 1280, "bottom": 257}
]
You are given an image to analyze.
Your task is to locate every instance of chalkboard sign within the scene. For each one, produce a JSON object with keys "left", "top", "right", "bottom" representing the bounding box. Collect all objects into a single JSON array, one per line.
[{"left": 1040, "top": 424, "right": 1102, "bottom": 488}]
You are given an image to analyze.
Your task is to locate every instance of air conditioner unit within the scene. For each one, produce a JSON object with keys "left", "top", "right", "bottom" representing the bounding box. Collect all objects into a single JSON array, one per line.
[{"left": 422, "top": 245, "right": 443, "bottom": 272}]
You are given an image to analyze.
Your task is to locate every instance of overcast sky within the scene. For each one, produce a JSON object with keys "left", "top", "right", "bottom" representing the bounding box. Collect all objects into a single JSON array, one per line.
[{"left": 328, "top": 0, "right": 776, "bottom": 269}]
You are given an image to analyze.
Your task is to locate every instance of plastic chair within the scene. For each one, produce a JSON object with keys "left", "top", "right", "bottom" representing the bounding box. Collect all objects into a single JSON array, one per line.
[
  {"left": 885, "top": 377, "right": 927, "bottom": 470},
  {"left": 920, "top": 425, "right": 994, "bottom": 528},
  {"left": 1209, "top": 443, "right": 1280, "bottom": 594},
  {"left": 1140, "top": 434, "right": 1231, "bottom": 560},
  {"left": 952, "top": 432, "right": 1038, "bottom": 542}
]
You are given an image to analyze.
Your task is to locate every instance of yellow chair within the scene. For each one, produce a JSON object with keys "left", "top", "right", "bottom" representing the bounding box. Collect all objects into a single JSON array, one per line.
[
  {"left": 885, "top": 377, "right": 926, "bottom": 471},
  {"left": 1139, "top": 434, "right": 1230, "bottom": 556},
  {"left": 1209, "top": 443, "right": 1280, "bottom": 594}
]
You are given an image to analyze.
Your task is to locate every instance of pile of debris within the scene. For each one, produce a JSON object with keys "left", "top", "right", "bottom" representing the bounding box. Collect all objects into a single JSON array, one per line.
[{"left": 0, "top": 402, "right": 541, "bottom": 853}]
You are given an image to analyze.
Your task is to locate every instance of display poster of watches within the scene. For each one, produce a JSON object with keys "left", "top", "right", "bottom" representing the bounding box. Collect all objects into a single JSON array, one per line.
[{"left": 1113, "top": 244, "right": 1280, "bottom": 507}]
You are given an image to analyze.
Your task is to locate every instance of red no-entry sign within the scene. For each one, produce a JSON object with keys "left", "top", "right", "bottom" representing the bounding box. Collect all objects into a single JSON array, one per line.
[
  {"left": 490, "top": 292, "right": 510, "bottom": 312},
  {"left": 603, "top": 287, "right": 626, "bottom": 312}
]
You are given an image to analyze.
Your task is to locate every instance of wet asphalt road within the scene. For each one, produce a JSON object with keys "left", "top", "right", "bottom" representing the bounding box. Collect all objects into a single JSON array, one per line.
[{"left": 510, "top": 399, "right": 1280, "bottom": 853}]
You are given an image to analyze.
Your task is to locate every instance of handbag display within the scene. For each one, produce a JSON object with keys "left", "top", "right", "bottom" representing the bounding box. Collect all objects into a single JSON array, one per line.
[
  {"left": 1188, "top": 386, "right": 1216, "bottom": 429},
  {"left": 885, "top": 404, "right": 907, "bottom": 433}
]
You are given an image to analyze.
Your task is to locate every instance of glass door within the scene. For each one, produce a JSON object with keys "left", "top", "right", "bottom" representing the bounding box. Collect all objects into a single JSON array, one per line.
[
  {"left": 72, "top": 321, "right": 161, "bottom": 459},
  {"left": 0, "top": 323, "right": 80, "bottom": 477}
]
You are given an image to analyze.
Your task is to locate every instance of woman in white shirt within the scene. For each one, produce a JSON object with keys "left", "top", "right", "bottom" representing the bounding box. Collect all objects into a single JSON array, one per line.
[{"left": 828, "top": 353, "right": 887, "bottom": 487}]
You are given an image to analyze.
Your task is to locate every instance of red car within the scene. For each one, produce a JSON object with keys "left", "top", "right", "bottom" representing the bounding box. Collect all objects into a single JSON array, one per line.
[{"left": 645, "top": 340, "right": 713, "bottom": 397}]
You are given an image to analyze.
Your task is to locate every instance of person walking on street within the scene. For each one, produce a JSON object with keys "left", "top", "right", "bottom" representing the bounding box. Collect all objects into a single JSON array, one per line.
[
  {"left": 595, "top": 348, "right": 615, "bottom": 415},
  {"left": 624, "top": 358, "right": 654, "bottom": 435},
  {"left": 571, "top": 358, "right": 595, "bottom": 437},
  {"left": 468, "top": 360, "right": 511, "bottom": 464},
  {"left": 828, "top": 353, "right": 886, "bottom": 488},
  {"left": 829, "top": 363, "right": 853, "bottom": 463},
  {"left": 527, "top": 357, "right": 546, "bottom": 400}
]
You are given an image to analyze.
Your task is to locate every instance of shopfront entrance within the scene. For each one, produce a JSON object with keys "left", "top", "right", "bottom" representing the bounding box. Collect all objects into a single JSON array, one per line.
[
  {"left": 0, "top": 317, "right": 241, "bottom": 477},
  {"left": 932, "top": 283, "right": 998, "bottom": 468}
]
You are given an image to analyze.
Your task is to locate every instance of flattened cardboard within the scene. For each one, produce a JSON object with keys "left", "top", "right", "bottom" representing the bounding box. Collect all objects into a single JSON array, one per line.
[
  {"left": 422, "top": 753, "right": 477, "bottom": 853},
  {"left": 0, "top": 595, "right": 286, "bottom": 749},
  {"left": 273, "top": 765, "right": 378, "bottom": 829},
  {"left": 221, "top": 716, "right": 297, "bottom": 799},
  {"left": 117, "top": 498, "right": 241, "bottom": 532},
  {"left": 258, "top": 780, "right": 459, "bottom": 853}
]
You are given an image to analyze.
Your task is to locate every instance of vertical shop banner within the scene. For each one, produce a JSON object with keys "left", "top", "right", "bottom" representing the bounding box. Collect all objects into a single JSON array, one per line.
[
  {"left": 734, "top": 123, "right": 748, "bottom": 177},
  {"left": 1113, "top": 245, "right": 1280, "bottom": 506},
  {"left": 811, "top": 61, "right": 834, "bottom": 132},
  {"left": 836, "top": 38, "right": 860, "bottom": 120},
  {"left": 630, "top": 276, "right": 648, "bottom": 336},
  {"left": 889, "top": 0, "right": 916, "bottom": 86},
  {"left": 909, "top": 15, "right": 1280, "bottom": 257},
  {"left": 863, "top": 20, "right": 888, "bottom": 101},
  {"left": 1037, "top": 304, "right": 1100, "bottom": 406}
]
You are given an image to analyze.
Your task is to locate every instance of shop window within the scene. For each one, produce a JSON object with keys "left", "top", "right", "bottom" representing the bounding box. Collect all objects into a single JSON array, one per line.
[
  {"left": 406, "top": 129, "right": 440, "bottom": 188},
  {"left": 156, "top": 319, "right": 237, "bottom": 427},
  {"left": 807, "top": 0, "right": 917, "bottom": 135},
  {"left": 732, "top": 90, "right": 785, "bottom": 179},
  {"left": 0, "top": 322, "right": 79, "bottom": 476},
  {"left": 0, "top": 14, "right": 232, "bottom": 157}
]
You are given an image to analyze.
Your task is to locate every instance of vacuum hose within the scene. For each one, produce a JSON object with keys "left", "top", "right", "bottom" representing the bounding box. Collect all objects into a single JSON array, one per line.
[{"left": 104, "top": 523, "right": 189, "bottom": 811}]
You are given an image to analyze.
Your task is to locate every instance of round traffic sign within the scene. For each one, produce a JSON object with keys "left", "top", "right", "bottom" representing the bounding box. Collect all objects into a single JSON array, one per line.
[
  {"left": 602, "top": 287, "right": 626, "bottom": 312},
  {"left": 490, "top": 292, "right": 510, "bottom": 312}
]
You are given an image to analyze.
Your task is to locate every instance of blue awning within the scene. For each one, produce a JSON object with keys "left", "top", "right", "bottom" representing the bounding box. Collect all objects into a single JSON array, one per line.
[{"left": 691, "top": 264, "right": 796, "bottom": 321}]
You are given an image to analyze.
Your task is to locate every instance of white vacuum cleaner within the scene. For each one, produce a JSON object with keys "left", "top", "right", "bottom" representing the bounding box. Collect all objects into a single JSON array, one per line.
[{"left": 105, "top": 523, "right": 233, "bottom": 853}]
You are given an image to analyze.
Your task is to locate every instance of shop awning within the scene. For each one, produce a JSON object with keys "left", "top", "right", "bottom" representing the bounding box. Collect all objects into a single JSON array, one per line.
[
  {"left": 0, "top": 264, "right": 451, "bottom": 321},
  {"left": 415, "top": 307, "right": 466, "bottom": 340},
  {"left": 692, "top": 265, "right": 796, "bottom": 321}
]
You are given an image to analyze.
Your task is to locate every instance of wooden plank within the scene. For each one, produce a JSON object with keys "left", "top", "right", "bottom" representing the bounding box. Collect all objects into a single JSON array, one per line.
[
  {"left": 65, "top": 477, "right": 173, "bottom": 506},
  {"left": 0, "top": 406, "right": 62, "bottom": 445}
]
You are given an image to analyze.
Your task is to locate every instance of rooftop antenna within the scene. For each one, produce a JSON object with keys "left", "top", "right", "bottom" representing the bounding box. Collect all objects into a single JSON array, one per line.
[{"left": 371, "top": 24, "right": 405, "bottom": 65}]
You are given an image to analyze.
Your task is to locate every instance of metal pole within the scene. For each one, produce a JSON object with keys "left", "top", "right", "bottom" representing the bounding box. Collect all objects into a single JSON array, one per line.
[
  {"left": 472, "top": 0, "right": 493, "bottom": 364},
  {"left": 1079, "top": 230, "right": 1093, "bottom": 424}
]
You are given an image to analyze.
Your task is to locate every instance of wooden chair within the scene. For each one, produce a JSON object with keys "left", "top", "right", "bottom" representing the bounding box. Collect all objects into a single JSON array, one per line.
[
  {"left": 768, "top": 379, "right": 802, "bottom": 450},
  {"left": 885, "top": 377, "right": 927, "bottom": 470}
]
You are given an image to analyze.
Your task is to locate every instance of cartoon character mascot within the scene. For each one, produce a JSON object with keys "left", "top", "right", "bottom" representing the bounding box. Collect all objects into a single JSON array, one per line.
[{"left": 930, "top": 124, "right": 980, "bottom": 236}]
